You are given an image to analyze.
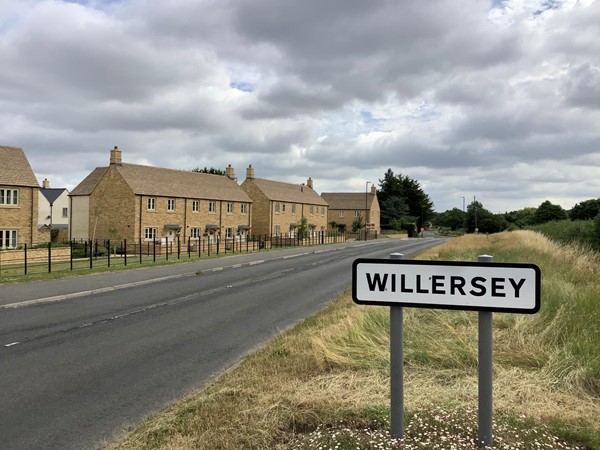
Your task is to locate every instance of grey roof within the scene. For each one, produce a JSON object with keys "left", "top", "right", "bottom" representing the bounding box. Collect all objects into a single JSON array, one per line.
[
  {"left": 40, "top": 188, "right": 68, "bottom": 205},
  {"left": 244, "top": 178, "right": 328, "bottom": 206},
  {"left": 321, "top": 192, "right": 377, "bottom": 210},
  {"left": 0, "top": 146, "right": 40, "bottom": 187},
  {"left": 70, "top": 163, "right": 252, "bottom": 203}
]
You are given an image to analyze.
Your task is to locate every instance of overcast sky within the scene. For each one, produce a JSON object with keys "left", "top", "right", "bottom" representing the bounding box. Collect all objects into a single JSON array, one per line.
[{"left": 1, "top": 0, "right": 599, "bottom": 213}]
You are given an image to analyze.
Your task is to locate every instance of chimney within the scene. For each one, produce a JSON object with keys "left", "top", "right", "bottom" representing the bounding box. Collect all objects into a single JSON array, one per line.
[
  {"left": 42, "top": 178, "right": 50, "bottom": 189},
  {"left": 306, "top": 177, "right": 314, "bottom": 189},
  {"left": 225, "top": 164, "right": 235, "bottom": 180},
  {"left": 246, "top": 164, "right": 255, "bottom": 180},
  {"left": 371, "top": 185, "right": 377, "bottom": 195},
  {"left": 110, "top": 146, "right": 122, "bottom": 165}
]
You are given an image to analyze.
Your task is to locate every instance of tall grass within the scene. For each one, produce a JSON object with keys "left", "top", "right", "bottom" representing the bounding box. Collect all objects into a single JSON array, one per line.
[
  {"left": 108, "top": 230, "right": 599, "bottom": 449},
  {"left": 528, "top": 219, "right": 598, "bottom": 249}
]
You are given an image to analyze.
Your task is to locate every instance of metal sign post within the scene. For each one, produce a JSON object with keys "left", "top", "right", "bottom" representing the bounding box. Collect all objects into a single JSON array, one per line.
[
  {"left": 389, "top": 252, "right": 404, "bottom": 439},
  {"left": 352, "top": 255, "right": 540, "bottom": 446}
]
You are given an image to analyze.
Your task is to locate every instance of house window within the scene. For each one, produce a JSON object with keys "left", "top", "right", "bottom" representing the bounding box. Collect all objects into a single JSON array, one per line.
[
  {"left": 241, "top": 203, "right": 248, "bottom": 214},
  {"left": 226, "top": 202, "right": 234, "bottom": 214},
  {"left": 274, "top": 224, "right": 281, "bottom": 236},
  {"left": 291, "top": 204, "right": 297, "bottom": 215},
  {"left": 339, "top": 210, "right": 344, "bottom": 218},
  {"left": 167, "top": 199, "right": 176, "bottom": 211},
  {"left": 225, "top": 227, "right": 234, "bottom": 238},
  {"left": 192, "top": 200, "right": 200, "bottom": 212},
  {"left": 208, "top": 201, "right": 216, "bottom": 213},
  {"left": 354, "top": 210, "right": 361, "bottom": 217},
  {"left": 147, "top": 197, "right": 155, "bottom": 210},
  {"left": 282, "top": 203, "right": 286, "bottom": 213},
  {"left": 0, "top": 188, "right": 19, "bottom": 206},
  {"left": 62, "top": 207, "right": 68, "bottom": 218},
  {"left": 310, "top": 206, "right": 314, "bottom": 215},
  {"left": 190, "top": 227, "right": 200, "bottom": 238},
  {"left": 274, "top": 202, "right": 280, "bottom": 214},
  {"left": 0, "top": 229, "right": 18, "bottom": 248},
  {"left": 144, "top": 227, "right": 157, "bottom": 240}
]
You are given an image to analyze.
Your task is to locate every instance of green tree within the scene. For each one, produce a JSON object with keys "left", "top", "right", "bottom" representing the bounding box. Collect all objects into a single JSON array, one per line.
[
  {"left": 378, "top": 169, "right": 434, "bottom": 229},
  {"left": 570, "top": 198, "right": 600, "bottom": 221},
  {"left": 297, "top": 216, "right": 309, "bottom": 239},
  {"left": 351, "top": 213, "right": 364, "bottom": 232},
  {"left": 504, "top": 207, "right": 537, "bottom": 229},
  {"left": 436, "top": 208, "right": 466, "bottom": 231},
  {"left": 466, "top": 201, "right": 508, "bottom": 233},
  {"left": 192, "top": 167, "right": 225, "bottom": 175},
  {"left": 534, "top": 200, "right": 568, "bottom": 224}
]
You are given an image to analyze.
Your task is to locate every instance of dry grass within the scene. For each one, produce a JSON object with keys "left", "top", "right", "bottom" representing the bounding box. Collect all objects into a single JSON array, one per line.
[{"left": 107, "top": 230, "right": 600, "bottom": 449}]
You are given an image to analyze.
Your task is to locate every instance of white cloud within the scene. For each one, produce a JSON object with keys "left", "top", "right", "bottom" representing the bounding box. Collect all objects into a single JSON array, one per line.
[{"left": 1, "top": 0, "right": 599, "bottom": 214}]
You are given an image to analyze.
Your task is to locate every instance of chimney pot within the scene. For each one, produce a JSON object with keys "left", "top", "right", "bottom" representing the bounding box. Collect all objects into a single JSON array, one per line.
[
  {"left": 306, "top": 177, "right": 314, "bottom": 189},
  {"left": 371, "top": 185, "right": 377, "bottom": 195},
  {"left": 246, "top": 164, "right": 255, "bottom": 180},
  {"left": 225, "top": 164, "right": 236, "bottom": 180},
  {"left": 42, "top": 178, "right": 50, "bottom": 189},
  {"left": 110, "top": 146, "right": 122, "bottom": 165}
]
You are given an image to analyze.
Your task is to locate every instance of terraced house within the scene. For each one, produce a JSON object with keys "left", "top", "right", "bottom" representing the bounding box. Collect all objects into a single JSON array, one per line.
[
  {"left": 321, "top": 185, "right": 380, "bottom": 233},
  {"left": 69, "top": 147, "right": 252, "bottom": 244},
  {"left": 0, "top": 145, "right": 43, "bottom": 248},
  {"left": 240, "top": 165, "right": 329, "bottom": 236}
]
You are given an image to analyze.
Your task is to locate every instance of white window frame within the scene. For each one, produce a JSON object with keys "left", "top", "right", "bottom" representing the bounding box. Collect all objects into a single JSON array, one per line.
[
  {"left": 144, "top": 227, "right": 157, "bottom": 240},
  {"left": 339, "top": 210, "right": 344, "bottom": 218},
  {"left": 226, "top": 202, "right": 234, "bottom": 214},
  {"left": 310, "top": 206, "right": 314, "bottom": 215},
  {"left": 0, "top": 229, "right": 18, "bottom": 248},
  {"left": 192, "top": 200, "right": 200, "bottom": 212},
  {"left": 147, "top": 197, "right": 156, "bottom": 211},
  {"left": 291, "top": 204, "right": 297, "bottom": 215},
  {"left": 0, "top": 188, "right": 19, "bottom": 206},
  {"left": 190, "top": 227, "right": 200, "bottom": 238},
  {"left": 274, "top": 202, "right": 280, "bottom": 214},
  {"left": 241, "top": 203, "right": 248, "bottom": 214},
  {"left": 225, "top": 227, "right": 234, "bottom": 238},
  {"left": 62, "top": 207, "right": 68, "bottom": 218},
  {"left": 208, "top": 201, "right": 216, "bottom": 213},
  {"left": 167, "top": 199, "right": 176, "bottom": 211},
  {"left": 354, "top": 210, "right": 361, "bottom": 217},
  {"left": 274, "top": 224, "right": 281, "bottom": 236},
  {"left": 282, "top": 203, "right": 286, "bottom": 213}
]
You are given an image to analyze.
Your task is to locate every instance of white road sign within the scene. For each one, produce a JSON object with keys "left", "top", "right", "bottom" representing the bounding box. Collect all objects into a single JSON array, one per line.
[{"left": 352, "top": 259, "right": 541, "bottom": 313}]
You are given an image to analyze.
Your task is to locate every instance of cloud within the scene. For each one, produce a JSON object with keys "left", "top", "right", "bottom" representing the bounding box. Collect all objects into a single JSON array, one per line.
[{"left": 0, "top": 0, "right": 599, "bottom": 214}]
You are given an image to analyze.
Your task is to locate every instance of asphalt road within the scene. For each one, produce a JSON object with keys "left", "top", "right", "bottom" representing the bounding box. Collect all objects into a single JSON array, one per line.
[{"left": 0, "top": 237, "right": 447, "bottom": 450}]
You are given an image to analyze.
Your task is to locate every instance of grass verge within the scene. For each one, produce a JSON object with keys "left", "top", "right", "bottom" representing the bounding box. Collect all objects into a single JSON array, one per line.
[{"left": 107, "top": 230, "right": 599, "bottom": 449}]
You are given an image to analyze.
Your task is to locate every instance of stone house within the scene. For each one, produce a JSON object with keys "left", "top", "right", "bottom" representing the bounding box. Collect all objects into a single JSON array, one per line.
[
  {"left": 39, "top": 179, "right": 70, "bottom": 241},
  {"left": 0, "top": 145, "right": 43, "bottom": 248},
  {"left": 321, "top": 185, "right": 381, "bottom": 233},
  {"left": 240, "top": 165, "right": 329, "bottom": 236},
  {"left": 69, "top": 147, "right": 252, "bottom": 244}
]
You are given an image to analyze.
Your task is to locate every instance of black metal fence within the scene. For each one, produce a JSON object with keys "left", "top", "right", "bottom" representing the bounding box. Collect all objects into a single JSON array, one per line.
[{"left": 0, "top": 231, "right": 352, "bottom": 279}]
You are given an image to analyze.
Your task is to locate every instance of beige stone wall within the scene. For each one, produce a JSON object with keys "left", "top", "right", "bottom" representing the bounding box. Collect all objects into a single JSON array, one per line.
[
  {"left": 0, "top": 185, "right": 40, "bottom": 247},
  {"left": 303, "top": 203, "right": 328, "bottom": 234},
  {"left": 0, "top": 246, "right": 70, "bottom": 264},
  {"left": 88, "top": 166, "right": 136, "bottom": 242},
  {"left": 70, "top": 196, "right": 90, "bottom": 241},
  {"left": 367, "top": 196, "right": 381, "bottom": 232},
  {"left": 135, "top": 196, "right": 252, "bottom": 242},
  {"left": 241, "top": 180, "right": 271, "bottom": 235}
]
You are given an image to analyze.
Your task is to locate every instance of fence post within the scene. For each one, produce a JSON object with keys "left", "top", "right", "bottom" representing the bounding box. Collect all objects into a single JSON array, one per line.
[
  {"left": 107, "top": 239, "right": 111, "bottom": 268},
  {"left": 89, "top": 240, "right": 93, "bottom": 269},
  {"left": 177, "top": 236, "right": 181, "bottom": 259},
  {"left": 70, "top": 240, "right": 73, "bottom": 271},
  {"left": 124, "top": 239, "right": 127, "bottom": 266},
  {"left": 24, "top": 244, "right": 28, "bottom": 275}
]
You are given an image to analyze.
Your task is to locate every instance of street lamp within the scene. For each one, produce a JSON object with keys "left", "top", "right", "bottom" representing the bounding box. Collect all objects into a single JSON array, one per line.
[
  {"left": 365, "top": 181, "right": 371, "bottom": 238},
  {"left": 461, "top": 196, "right": 465, "bottom": 212}
]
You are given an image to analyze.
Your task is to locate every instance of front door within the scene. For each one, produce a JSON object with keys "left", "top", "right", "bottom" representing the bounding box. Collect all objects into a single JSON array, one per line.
[{"left": 167, "top": 229, "right": 177, "bottom": 242}]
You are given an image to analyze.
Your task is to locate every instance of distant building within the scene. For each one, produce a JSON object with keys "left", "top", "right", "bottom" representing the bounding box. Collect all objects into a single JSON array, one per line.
[
  {"left": 0, "top": 145, "right": 43, "bottom": 248},
  {"left": 321, "top": 185, "right": 380, "bottom": 233},
  {"left": 69, "top": 147, "right": 252, "bottom": 243},
  {"left": 240, "top": 166, "right": 329, "bottom": 236},
  {"left": 39, "top": 179, "right": 70, "bottom": 242}
]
